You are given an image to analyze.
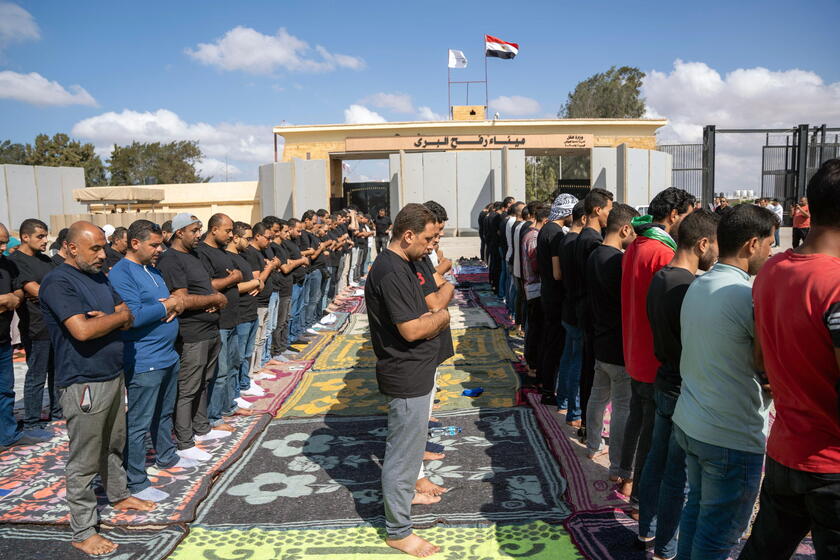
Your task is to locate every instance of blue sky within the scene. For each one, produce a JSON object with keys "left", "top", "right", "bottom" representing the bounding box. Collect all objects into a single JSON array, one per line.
[{"left": 2, "top": 0, "right": 839, "bottom": 188}]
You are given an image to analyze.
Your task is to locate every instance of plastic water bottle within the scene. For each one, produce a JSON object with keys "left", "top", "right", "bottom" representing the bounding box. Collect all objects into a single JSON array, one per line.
[{"left": 429, "top": 426, "right": 461, "bottom": 437}]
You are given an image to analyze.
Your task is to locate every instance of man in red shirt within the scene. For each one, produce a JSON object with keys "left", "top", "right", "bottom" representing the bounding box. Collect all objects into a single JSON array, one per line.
[
  {"left": 791, "top": 196, "right": 811, "bottom": 248},
  {"left": 619, "top": 187, "right": 695, "bottom": 504},
  {"left": 741, "top": 159, "right": 840, "bottom": 559}
]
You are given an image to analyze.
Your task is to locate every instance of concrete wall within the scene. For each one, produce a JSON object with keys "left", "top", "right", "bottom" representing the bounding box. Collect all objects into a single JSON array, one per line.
[
  {"left": 0, "top": 164, "right": 86, "bottom": 233},
  {"left": 258, "top": 159, "right": 327, "bottom": 220},
  {"left": 616, "top": 145, "right": 673, "bottom": 210}
]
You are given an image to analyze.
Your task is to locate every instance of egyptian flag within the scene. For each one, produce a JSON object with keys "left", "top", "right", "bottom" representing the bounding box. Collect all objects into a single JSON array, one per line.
[{"left": 485, "top": 35, "right": 519, "bottom": 59}]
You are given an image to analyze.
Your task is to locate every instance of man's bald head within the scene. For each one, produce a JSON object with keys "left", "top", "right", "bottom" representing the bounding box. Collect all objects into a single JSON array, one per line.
[{"left": 66, "top": 221, "right": 107, "bottom": 273}]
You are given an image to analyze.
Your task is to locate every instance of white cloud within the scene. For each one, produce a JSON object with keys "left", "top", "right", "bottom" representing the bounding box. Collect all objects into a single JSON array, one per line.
[
  {"left": 416, "top": 106, "right": 445, "bottom": 121},
  {"left": 361, "top": 92, "right": 414, "bottom": 113},
  {"left": 643, "top": 59, "right": 840, "bottom": 191},
  {"left": 185, "top": 26, "right": 364, "bottom": 75},
  {"left": 343, "top": 104, "right": 386, "bottom": 124},
  {"left": 0, "top": 70, "right": 97, "bottom": 106},
  {"left": 71, "top": 109, "right": 274, "bottom": 180},
  {"left": 489, "top": 95, "right": 541, "bottom": 116},
  {"left": 0, "top": 3, "right": 39, "bottom": 51},
  {"left": 198, "top": 157, "right": 242, "bottom": 180}
]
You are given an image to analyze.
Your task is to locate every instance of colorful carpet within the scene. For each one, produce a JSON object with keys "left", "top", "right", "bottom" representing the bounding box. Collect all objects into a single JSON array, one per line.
[
  {"left": 564, "top": 509, "right": 816, "bottom": 560},
  {"left": 171, "top": 521, "right": 582, "bottom": 560},
  {"left": 276, "top": 363, "right": 521, "bottom": 418},
  {"left": 312, "top": 329, "right": 516, "bottom": 371},
  {"left": 0, "top": 413, "right": 270, "bottom": 526},
  {"left": 314, "top": 311, "right": 350, "bottom": 332},
  {"left": 525, "top": 391, "right": 629, "bottom": 512},
  {"left": 292, "top": 331, "right": 337, "bottom": 361},
  {"left": 455, "top": 272, "right": 490, "bottom": 284},
  {"left": 197, "top": 407, "right": 570, "bottom": 529},
  {"left": 241, "top": 361, "right": 312, "bottom": 415},
  {"left": 0, "top": 524, "right": 186, "bottom": 560}
]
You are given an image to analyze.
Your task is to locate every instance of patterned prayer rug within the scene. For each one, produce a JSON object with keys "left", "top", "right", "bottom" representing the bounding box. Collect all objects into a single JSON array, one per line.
[
  {"left": 0, "top": 524, "right": 186, "bottom": 560},
  {"left": 197, "top": 408, "right": 571, "bottom": 529},
  {"left": 312, "top": 329, "right": 516, "bottom": 371},
  {"left": 0, "top": 413, "right": 270, "bottom": 526},
  {"left": 171, "top": 521, "right": 582, "bottom": 560},
  {"left": 525, "top": 391, "right": 629, "bottom": 512},
  {"left": 313, "top": 311, "right": 350, "bottom": 332},
  {"left": 276, "top": 363, "right": 520, "bottom": 418},
  {"left": 240, "top": 361, "right": 311, "bottom": 415},
  {"left": 291, "top": 332, "right": 337, "bottom": 361}
]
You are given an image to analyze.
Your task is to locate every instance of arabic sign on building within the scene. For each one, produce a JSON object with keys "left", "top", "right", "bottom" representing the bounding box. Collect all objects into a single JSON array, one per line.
[{"left": 344, "top": 133, "right": 593, "bottom": 152}]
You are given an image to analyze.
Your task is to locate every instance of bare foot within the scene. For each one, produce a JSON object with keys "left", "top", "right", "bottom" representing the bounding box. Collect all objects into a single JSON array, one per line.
[
  {"left": 432, "top": 404, "right": 441, "bottom": 410},
  {"left": 71, "top": 533, "right": 118, "bottom": 557},
  {"left": 214, "top": 423, "right": 235, "bottom": 432},
  {"left": 587, "top": 448, "right": 608, "bottom": 460},
  {"left": 429, "top": 416, "right": 439, "bottom": 423},
  {"left": 609, "top": 475, "right": 622, "bottom": 482},
  {"left": 233, "top": 407, "right": 254, "bottom": 416},
  {"left": 416, "top": 477, "right": 449, "bottom": 496},
  {"left": 411, "top": 491, "right": 442, "bottom": 505},
  {"left": 113, "top": 496, "right": 156, "bottom": 512},
  {"left": 566, "top": 419, "right": 582, "bottom": 428},
  {"left": 386, "top": 533, "right": 440, "bottom": 557},
  {"left": 629, "top": 509, "right": 640, "bottom": 521},
  {"left": 557, "top": 408, "right": 568, "bottom": 415},
  {"left": 423, "top": 451, "right": 445, "bottom": 461},
  {"left": 619, "top": 479, "right": 633, "bottom": 497}
]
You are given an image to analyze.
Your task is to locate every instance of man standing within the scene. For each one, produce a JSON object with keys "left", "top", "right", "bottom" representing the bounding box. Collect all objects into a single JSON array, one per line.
[
  {"left": 104, "top": 226, "right": 127, "bottom": 272},
  {"left": 10, "top": 218, "right": 60, "bottom": 436},
  {"left": 365, "top": 203, "right": 449, "bottom": 557},
  {"left": 228, "top": 223, "right": 262, "bottom": 407},
  {"left": 374, "top": 208, "right": 392, "bottom": 256},
  {"left": 157, "top": 214, "right": 229, "bottom": 461},
  {"left": 195, "top": 214, "right": 242, "bottom": 428},
  {"left": 521, "top": 203, "right": 548, "bottom": 377},
  {"left": 242, "top": 222, "right": 276, "bottom": 371},
  {"left": 39, "top": 221, "right": 155, "bottom": 557},
  {"left": 286, "top": 219, "right": 309, "bottom": 345},
  {"left": 620, "top": 187, "right": 695, "bottom": 503},
  {"left": 109, "top": 220, "right": 187, "bottom": 502},
  {"left": 583, "top": 203, "right": 637, "bottom": 478},
  {"left": 636, "top": 209, "right": 720, "bottom": 557},
  {"left": 299, "top": 211, "right": 327, "bottom": 331},
  {"left": 742, "top": 159, "right": 840, "bottom": 559},
  {"left": 768, "top": 198, "right": 783, "bottom": 247},
  {"left": 672, "top": 204, "right": 776, "bottom": 559},
  {"left": 791, "top": 196, "right": 811, "bottom": 248}
]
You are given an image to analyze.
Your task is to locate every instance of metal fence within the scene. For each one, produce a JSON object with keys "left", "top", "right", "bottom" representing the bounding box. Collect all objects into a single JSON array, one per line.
[
  {"left": 658, "top": 144, "right": 702, "bottom": 199},
  {"left": 761, "top": 133, "right": 840, "bottom": 203}
]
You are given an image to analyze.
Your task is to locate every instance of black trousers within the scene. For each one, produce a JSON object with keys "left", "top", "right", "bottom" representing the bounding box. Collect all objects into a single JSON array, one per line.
[
  {"left": 620, "top": 379, "right": 655, "bottom": 500},
  {"left": 793, "top": 227, "right": 810, "bottom": 248},
  {"left": 739, "top": 457, "right": 840, "bottom": 560},
  {"left": 578, "top": 319, "right": 596, "bottom": 427},
  {"left": 538, "top": 298, "right": 565, "bottom": 397},
  {"left": 524, "top": 297, "right": 544, "bottom": 371},
  {"left": 488, "top": 244, "right": 500, "bottom": 291},
  {"left": 480, "top": 236, "right": 487, "bottom": 262},
  {"left": 375, "top": 235, "right": 389, "bottom": 255}
]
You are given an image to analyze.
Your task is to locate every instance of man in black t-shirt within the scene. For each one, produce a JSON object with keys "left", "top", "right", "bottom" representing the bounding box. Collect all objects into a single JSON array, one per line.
[
  {"left": 636, "top": 209, "right": 719, "bottom": 557},
  {"left": 242, "top": 221, "right": 277, "bottom": 371},
  {"left": 229, "top": 222, "right": 263, "bottom": 409},
  {"left": 535, "top": 194, "right": 578, "bottom": 403},
  {"left": 195, "top": 214, "right": 243, "bottom": 429},
  {"left": 365, "top": 204, "right": 449, "bottom": 557},
  {"left": 158, "top": 213, "right": 229, "bottom": 458},
  {"left": 104, "top": 227, "right": 127, "bottom": 273},
  {"left": 373, "top": 208, "right": 392, "bottom": 256},
  {"left": 285, "top": 219, "right": 309, "bottom": 344},
  {"left": 10, "top": 218, "right": 61, "bottom": 434},
  {"left": 39, "top": 221, "right": 155, "bottom": 556},
  {"left": 583, "top": 203, "right": 637, "bottom": 478}
]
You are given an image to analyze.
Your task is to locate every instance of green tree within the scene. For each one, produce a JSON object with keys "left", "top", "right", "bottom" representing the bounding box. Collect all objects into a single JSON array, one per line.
[
  {"left": 107, "top": 141, "right": 208, "bottom": 185},
  {"left": 24, "top": 133, "right": 107, "bottom": 186},
  {"left": 526, "top": 157, "right": 559, "bottom": 202},
  {"left": 0, "top": 140, "right": 27, "bottom": 164},
  {"left": 559, "top": 66, "right": 646, "bottom": 118}
]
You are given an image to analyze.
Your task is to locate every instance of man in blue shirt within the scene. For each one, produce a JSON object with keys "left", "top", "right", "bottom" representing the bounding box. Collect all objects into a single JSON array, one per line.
[
  {"left": 39, "top": 221, "right": 155, "bottom": 557},
  {"left": 109, "top": 220, "right": 187, "bottom": 503}
]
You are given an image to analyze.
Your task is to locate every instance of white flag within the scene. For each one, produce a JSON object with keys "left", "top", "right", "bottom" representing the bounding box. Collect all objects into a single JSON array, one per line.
[{"left": 448, "top": 49, "right": 468, "bottom": 69}]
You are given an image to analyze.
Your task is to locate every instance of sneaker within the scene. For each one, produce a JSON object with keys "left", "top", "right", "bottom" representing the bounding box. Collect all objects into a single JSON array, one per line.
[
  {"left": 252, "top": 372, "right": 276, "bottom": 381},
  {"left": 177, "top": 447, "right": 212, "bottom": 462},
  {"left": 194, "top": 430, "right": 232, "bottom": 442},
  {"left": 21, "top": 428, "right": 53, "bottom": 441},
  {"left": 242, "top": 383, "right": 265, "bottom": 397},
  {"left": 306, "top": 328, "right": 320, "bottom": 335},
  {"left": 270, "top": 354, "right": 291, "bottom": 362},
  {"left": 132, "top": 486, "right": 170, "bottom": 503},
  {"left": 173, "top": 456, "right": 200, "bottom": 469},
  {"left": 320, "top": 313, "right": 337, "bottom": 325},
  {"left": 234, "top": 397, "right": 255, "bottom": 410}
]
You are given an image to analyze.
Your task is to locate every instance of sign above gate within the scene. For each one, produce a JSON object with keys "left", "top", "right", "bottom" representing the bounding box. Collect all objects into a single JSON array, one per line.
[{"left": 345, "top": 133, "right": 593, "bottom": 152}]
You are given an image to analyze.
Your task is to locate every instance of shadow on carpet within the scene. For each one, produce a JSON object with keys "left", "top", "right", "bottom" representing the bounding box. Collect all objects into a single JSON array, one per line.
[
  {"left": 0, "top": 523, "right": 186, "bottom": 560},
  {"left": 196, "top": 407, "right": 570, "bottom": 529},
  {"left": 276, "top": 363, "right": 520, "bottom": 418},
  {"left": 242, "top": 360, "right": 311, "bottom": 415},
  {"left": 0, "top": 413, "right": 270, "bottom": 526},
  {"left": 170, "top": 521, "right": 583, "bottom": 560}
]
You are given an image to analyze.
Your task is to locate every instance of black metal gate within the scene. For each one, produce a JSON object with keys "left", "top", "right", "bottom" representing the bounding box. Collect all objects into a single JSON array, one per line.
[
  {"left": 339, "top": 182, "right": 390, "bottom": 215},
  {"left": 658, "top": 144, "right": 702, "bottom": 200}
]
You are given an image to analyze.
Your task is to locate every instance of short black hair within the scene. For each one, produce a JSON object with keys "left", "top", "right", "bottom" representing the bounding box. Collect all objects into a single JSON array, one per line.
[
  {"left": 520, "top": 204, "right": 531, "bottom": 221},
  {"left": 677, "top": 208, "right": 720, "bottom": 250},
  {"left": 532, "top": 203, "right": 550, "bottom": 222},
  {"left": 49, "top": 227, "right": 69, "bottom": 251},
  {"left": 161, "top": 220, "right": 173, "bottom": 233},
  {"left": 112, "top": 226, "right": 128, "bottom": 241},
  {"left": 19, "top": 218, "right": 48, "bottom": 236},
  {"left": 649, "top": 188, "right": 696, "bottom": 221},
  {"left": 127, "top": 219, "right": 162, "bottom": 245},
  {"left": 423, "top": 200, "right": 449, "bottom": 223},
  {"left": 302, "top": 210, "right": 316, "bottom": 222},
  {"left": 806, "top": 158, "right": 840, "bottom": 227},
  {"left": 584, "top": 188, "right": 614, "bottom": 215},
  {"left": 717, "top": 204, "right": 777, "bottom": 258},
  {"left": 316, "top": 208, "right": 328, "bottom": 217},
  {"left": 572, "top": 200, "right": 586, "bottom": 222},
  {"left": 288, "top": 218, "right": 300, "bottom": 227},
  {"left": 233, "top": 221, "right": 251, "bottom": 237},
  {"left": 502, "top": 196, "right": 515, "bottom": 206},
  {"left": 262, "top": 215, "right": 281, "bottom": 228},
  {"left": 492, "top": 201, "right": 503, "bottom": 211},
  {"left": 605, "top": 203, "right": 639, "bottom": 234},
  {"left": 392, "top": 203, "right": 436, "bottom": 238},
  {"left": 252, "top": 222, "right": 269, "bottom": 237}
]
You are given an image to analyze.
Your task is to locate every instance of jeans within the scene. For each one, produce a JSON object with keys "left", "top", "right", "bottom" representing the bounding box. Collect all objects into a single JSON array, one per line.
[
  {"left": 0, "top": 343, "right": 21, "bottom": 447},
  {"left": 124, "top": 362, "right": 179, "bottom": 493},
  {"left": 555, "top": 321, "right": 583, "bottom": 421},
  {"left": 585, "top": 360, "right": 632, "bottom": 479},
  {"left": 620, "top": 379, "right": 656, "bottom": 503},
  {"left": 303, "top": 269, "right": 323, "bottom": 329},
  {"left": 320, "top": 267, "right": 332, "bottom": 314},
  {"left": 375, "top": 235, "right": 388, "bottom": 255},
  {"left": 235, "top": 319, "right": 259, "bottom": 397},
  {"left": 350, "top": 247, "right": 361, "bottom": 283},
  {"left": 506, "top": 270, "right": 517, "bottom": 314},
  {"left": 207, "top": 328, "right": 239, "bottom": 425},
  {"left": 260, "top": 292, "right": 279, "bottom": 366},
  {"left": 497, "top": 248, "right": 508, "bottom": 298},
  {"left": 288, "top": 282, "right": 305, "bottom": 343},
  {"left": 638, "top": 389, "right": 686, "bottom": 559},
  {"left": 22, "top": 338, "right": 61, "bottom": 428},
  {"left": 674, "top": 425, "right": 764, "bottom": 560},
  {"left": 773, "top": 227, "right": 781, "bottom": 247},
  {"left": 739, "top": 457, "right": 840, "bottom": 560},
  {"left": 251, "top": 307, "right": 269, "bottom": 372},
  {"left": 793, "top": 227, "right": 809, "bottom": 248}
]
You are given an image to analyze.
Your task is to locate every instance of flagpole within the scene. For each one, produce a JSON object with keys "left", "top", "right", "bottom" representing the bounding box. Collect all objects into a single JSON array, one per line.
[
  {"left": 484, "top": 41, "right": 489, "bottom": 111},
  {"left": 448, "top": 64, "right": 451, "bottom": 120}
]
